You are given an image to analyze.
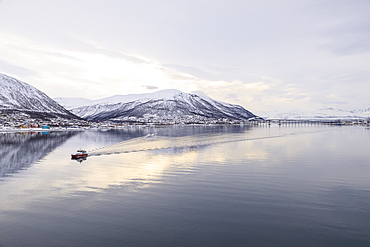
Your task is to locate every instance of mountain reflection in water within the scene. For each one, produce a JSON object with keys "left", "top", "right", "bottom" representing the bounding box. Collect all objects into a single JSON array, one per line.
[{"left": 0, "top": 131, "right": 78, "bottom": 177}]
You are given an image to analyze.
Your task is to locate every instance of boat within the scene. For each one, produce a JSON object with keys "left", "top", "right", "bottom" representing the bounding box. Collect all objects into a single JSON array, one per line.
[{"left": 71, "top": 149, "right": 88, "bottom": 159}]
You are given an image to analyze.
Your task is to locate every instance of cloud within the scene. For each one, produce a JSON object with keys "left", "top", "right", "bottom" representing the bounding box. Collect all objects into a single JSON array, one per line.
[
  {"left": 144, "top": 86, "right": 159, "bottom": 90},
  {"left": 0, "top": 0, "right": 369, "bottom": 111},
  {"left": 0, "top": 59, "right": 36, "bottom": 77},
  {"left": 164, "top": 64, "right": 217, "bottom": 81},
  {"left": 224, "top": 93, "right": 239, "bottom": 101},
  {"left": 73, "top": 40, "right": 147, "bottom": 64},
  {"left": 320, "top": 42, "right": 370, "bottom": 56}
]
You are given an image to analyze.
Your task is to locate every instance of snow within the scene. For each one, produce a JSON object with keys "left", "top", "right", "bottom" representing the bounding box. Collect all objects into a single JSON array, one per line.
[
  {"left": 0, "top": 73, "right": 76, "bottom": 118},
  {"left": 0, "top": 73, "right": 255, "bottom": 123},
  {"left": 56, "top": 89, "right": 207, "bottom": 108},
  {"left": 58, "top": 89, "right": 256, "bottom": 121}
]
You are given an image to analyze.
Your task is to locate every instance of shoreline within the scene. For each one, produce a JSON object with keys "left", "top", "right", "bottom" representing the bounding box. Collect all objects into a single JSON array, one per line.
[
  {"left": 1, "top": 121, "right": 369, "bottom": 134},
  {"left": 0, "top": 127, "right": 85, "bottom": 133}
]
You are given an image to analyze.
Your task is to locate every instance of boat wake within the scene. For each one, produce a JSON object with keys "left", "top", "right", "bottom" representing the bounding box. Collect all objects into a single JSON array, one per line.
[
  {"left": 88, "top": 132, "right": 287, "bottom": 157},
  {"left": 87, "top": 128, "right": 330, "bottom": 157}
]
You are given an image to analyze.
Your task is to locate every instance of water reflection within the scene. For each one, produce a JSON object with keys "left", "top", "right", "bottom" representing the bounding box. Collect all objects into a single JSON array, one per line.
[
  {"left": 51, "top": 146, "right": 208, "bottom": 194},
  {"left": 88, "top": 125, "right": 263, "bottom": 156},
  {"left": 0, "top": 126, "right": 370, "bottom": 246},
  {"left": 77, "top": 127, "right": 150, "bottom": 144},
  {"left": 0, "top": 131, "right": 78, "bottom": 177},
  {"left": 71, "top": 156, "right": 88, "bottom": 163},
  {"left": 49, "top": 126, "right": 299, "bottom": 194}
]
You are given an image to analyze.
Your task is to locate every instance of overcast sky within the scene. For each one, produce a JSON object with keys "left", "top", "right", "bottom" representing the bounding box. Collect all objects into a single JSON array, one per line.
[{"left": 0, "top": 0, "right": 369, "bottom": 114}]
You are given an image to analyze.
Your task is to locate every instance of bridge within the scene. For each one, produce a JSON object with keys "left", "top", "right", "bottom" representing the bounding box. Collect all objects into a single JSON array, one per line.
[{"left": 247, "top": 118, "right": 369, "bottom": 126}]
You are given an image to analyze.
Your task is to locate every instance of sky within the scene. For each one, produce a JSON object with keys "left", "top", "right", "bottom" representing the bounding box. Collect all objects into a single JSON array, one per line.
[{"left": 0, "top": 0, "right": 369, "bottom": 114}]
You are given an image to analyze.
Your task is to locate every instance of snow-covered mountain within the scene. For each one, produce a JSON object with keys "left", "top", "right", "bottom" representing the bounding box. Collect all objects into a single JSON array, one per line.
[
  {"left": 56, "top": 89, "right": 257, "bottom": 122},
  {"left": 0, "top": 73, "right": 79, "bottom": 119},
  {"left": 259, "top": 107, "right": 370, "bottom": 120}
]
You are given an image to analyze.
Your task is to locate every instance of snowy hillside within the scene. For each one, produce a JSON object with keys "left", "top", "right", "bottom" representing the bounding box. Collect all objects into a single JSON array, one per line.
[
  {"left": 0, "top": 73, "right": 79, "bottom": 119},
  {"left": 56, "top": 89, "right": 257, "bottom": 122},
  {"left": 354, "top": 108, "right": 370, "bottom": 118}
]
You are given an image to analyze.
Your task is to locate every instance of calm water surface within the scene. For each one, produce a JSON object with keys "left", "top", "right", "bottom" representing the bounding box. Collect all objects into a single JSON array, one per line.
[{"left": 0, "top": 125, "right": 369, "bottom": 246}]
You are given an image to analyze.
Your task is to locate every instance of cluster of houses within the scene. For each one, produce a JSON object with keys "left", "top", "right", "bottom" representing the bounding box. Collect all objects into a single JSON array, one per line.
[
  {"left": 0, "top": 112, "right": 90, "bottom": 130},
  {"left": 112, "top": 115, "right": 253, "bottom": 125}
]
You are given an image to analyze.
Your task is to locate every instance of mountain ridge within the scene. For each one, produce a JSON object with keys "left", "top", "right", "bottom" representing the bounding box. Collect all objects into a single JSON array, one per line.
[
  {"left": 0, "top": 73, "right": 80, "bottom": 119},
  {"left": 56, "top": 89, "right": 258, "bottom": 122}
]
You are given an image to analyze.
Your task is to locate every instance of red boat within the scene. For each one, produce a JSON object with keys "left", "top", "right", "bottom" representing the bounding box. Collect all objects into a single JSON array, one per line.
[{"left": 71, "top": 149, "right": 88, "bottom": 159}]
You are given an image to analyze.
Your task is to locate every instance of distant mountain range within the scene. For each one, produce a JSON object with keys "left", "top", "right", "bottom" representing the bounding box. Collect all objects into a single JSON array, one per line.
[
  {"left": 259, "top": 107, "right": 370, "bottom": 120},
  {"left": 0, "top": 73, "right": 79, "bottom": 119},
  {"left": 55, "top": 89, "right": 257, "bottom": 122},
  {"left": 2, "top": 72, "right": 368, "bottom": 123}
]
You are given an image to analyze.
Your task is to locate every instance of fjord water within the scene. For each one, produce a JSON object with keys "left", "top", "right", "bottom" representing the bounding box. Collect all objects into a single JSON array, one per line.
[{"left": 0, "top": 125, "right": 369, "bottom": 247}]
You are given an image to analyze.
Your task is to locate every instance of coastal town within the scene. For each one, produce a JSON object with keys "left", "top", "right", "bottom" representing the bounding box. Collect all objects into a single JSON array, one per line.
[
  {"left": 1, "top": 111, "right": 369, "bottom": 133},
  {"left": 0, "top": 111, "right": 258, "bottom": 131}
]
